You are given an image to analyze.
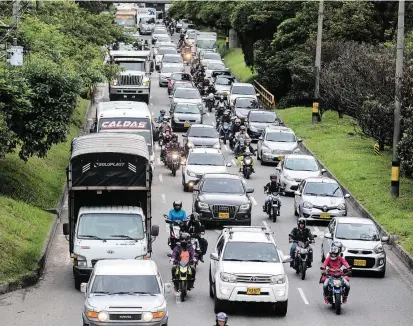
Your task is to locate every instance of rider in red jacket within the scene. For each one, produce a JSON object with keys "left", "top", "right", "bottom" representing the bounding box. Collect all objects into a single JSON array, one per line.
[{"left": 321, "top": 241, "right": 351, "bottom": 304}]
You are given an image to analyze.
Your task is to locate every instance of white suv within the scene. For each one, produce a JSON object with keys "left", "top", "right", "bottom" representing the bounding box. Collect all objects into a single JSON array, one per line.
[{"left": 209, "top": 225, "right": 291, "bottom": 315}]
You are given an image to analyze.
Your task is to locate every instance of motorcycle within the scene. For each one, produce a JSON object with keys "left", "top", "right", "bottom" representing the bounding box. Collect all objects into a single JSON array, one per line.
[
  {"left": 174, "top": 260, "right": 192, "bottom": 302},
  {"left": 322, "top": 266, "right": 351, "bottom": 315},
  {"left": 164, "top": 215, "right": 186, "bottom": 250},
  {"left": 241, "top": 151, "right": 254, "bottom": 179},
  {"left": 291, "top": 236, "right": 317, "bottom": 280},
  {"left": 205, "top": 93, "right": 215, "bottom": 112},
  {"left": 190, "top": 237, "right": 201, "bottom": 267},
  {"left": 220, "top": 122, "right": 231, "bottom": 144},
  {"left": 168, "top": 151, "right": 181, "bottom": 176},
  {"left": 264, "top": 190, "right": 284, "bottom": 222},
  {"left": 183, "top": 52, "right": 192, "bottom": 65}
]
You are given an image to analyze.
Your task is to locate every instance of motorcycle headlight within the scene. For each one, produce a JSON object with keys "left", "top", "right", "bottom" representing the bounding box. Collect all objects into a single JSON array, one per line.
[
  {"left": 187, "top": 141, "right": 194, "bottom": 148},
  {"left": 213, "top": 142, "right": 220, "bottom": 149},
  {"left": 337, "top": 203, "right": 346, "bottom": 210},
  {"left": 270, "top": 275, "right": 286, "bottom": 284},
  {"left": 198, "top": 202, "right": 209, "bottom": 209},
  {"left": 374, "top": 244, "right": 384, "bottom": 254},
  {"left": 249, "top": 125, "right": 258, "bottom": 132},
  {"left": 220, "top": 272, "right": 236, "bottom": 283},
  {"left": 303, "top": 201, "right": 313, "bottom": 209},
  {"left": 98, "top": 311, "right": 109, "bottom": 322},
  {"left": 187, "top": 170, "right": 196, "bottom": 177},
  {"left": 333, "top": 279, "right": 342, "bottom": 287},
  {"left": 172, "top": 154, "right": 178, "bottom": 159},
  {"left": 239, "top": 203, "right": 250, "bottom": 210}
]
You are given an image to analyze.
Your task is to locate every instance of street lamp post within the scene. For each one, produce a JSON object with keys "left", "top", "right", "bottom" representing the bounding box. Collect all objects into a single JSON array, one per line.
[{"left": 313, "top": 0, "right": 324, "bottom": 124}]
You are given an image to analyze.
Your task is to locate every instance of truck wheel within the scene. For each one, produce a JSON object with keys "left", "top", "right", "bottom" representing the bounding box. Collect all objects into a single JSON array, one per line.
[{"left": 75, "top": 276, "right": 81, "bottom": 290}]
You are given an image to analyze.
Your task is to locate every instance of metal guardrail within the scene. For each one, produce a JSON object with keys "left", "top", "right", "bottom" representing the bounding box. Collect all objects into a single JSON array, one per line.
[{"left": 253, "top": 80, "right": 276, "bottom": 110}]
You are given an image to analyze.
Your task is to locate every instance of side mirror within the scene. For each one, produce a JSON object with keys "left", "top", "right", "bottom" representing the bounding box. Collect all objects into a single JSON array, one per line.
[
  {"left": 80, "top": 282, "right": 87, "bottom": 293},
  {"left": 182, "top": 134, "right": 188, "bottom": 138},
  {"left": 297, "top": 139, "right": 303, "bottom": 142},
  {"left": 282, "top": 256, "right": 292, "bottom": 263},
  {"left": 294, "top": 191, "right": 301, "bottom": 196},
  {"left": 381, "top": 236, "right": 389, "bottom": 243},
  {"left": 151, "top": 225, "right": 160, "bottom": 237},
  {"left": 258, "top": 136, "right": 263, "bottom": 141},
  {"left": 321, "top": 168, "right": 327, "bottom": 174},
  {"left": 226, "top": 163, "right": 232, "bottom": 167},
  {"left": 210, "top": 252, "right": 219, "bottom": 261},
  {"left": 63, "top": 223, "right": 69, "bottom": 236},
  {"left": 276, "top": 166, "right": 281, "bottom": 171},
  {"left": 324, "top": 232, "right": 332, "bottom": 239},
  {"left": 222, "top": 59, "right": 225, "bottom": 62},
  {"left": 246, "top": 187, "right": 254, "bottom": 193},
  {"left": 344, "top": 193, "right": 351, "bottom": 198},
  {"left": 164, "top": 283, "right": 172, "bottom": 293}
]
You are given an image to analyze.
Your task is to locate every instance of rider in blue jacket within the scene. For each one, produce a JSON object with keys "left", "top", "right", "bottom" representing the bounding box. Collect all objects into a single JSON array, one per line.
[
  {"left": 168, "top": 200, "right": 187, "bottom": 221},
  {"left": 157, "top": 109, "right": 166, "bottom": 123}
]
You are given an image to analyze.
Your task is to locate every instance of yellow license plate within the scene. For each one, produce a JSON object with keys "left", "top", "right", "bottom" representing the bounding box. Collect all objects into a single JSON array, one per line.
[
  {"left": 247, "top": 288, "right": 261, "bottom": 295},
  {"left": 218, "top": 212, "right": 229, "bottom": 219},
  {"left": 353, "top": 259, "right": 366, "bottom": 267},
  {"left": 184, "top": 123, "right": 190, "bottom": 127},
  {"left": 223, "top": 91, "right": 228, "bottom": 94},
  {"left": 320, "top": 213, "right": 330, "bottom": 219}
]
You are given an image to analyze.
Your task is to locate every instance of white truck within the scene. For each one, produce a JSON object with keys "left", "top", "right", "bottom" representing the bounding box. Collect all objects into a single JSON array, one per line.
[
  {"left": 109, "top": 50, "right": 152, "bottom": 104},
  {"left": 195, "top": 32, "right": 218, "bottom": 56},
  {"left": 63, "top": 133, "right": 159, "bottom": 290}
]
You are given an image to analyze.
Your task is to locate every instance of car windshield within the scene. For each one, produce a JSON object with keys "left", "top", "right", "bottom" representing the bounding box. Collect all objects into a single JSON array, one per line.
[
  {"left": 163, "top": 55, "right": 182, "bottom": 63},
  {"left": 188, "top": 32, "right": 197, "bottom": 39},
  {"left": 215, "top": 77, "right": 233, "bottom": 85},
  {"left": 175, "top": 104, "right": 200, "bottom": 114},
  {"left": 235, "top": 98, "right": 257, "bottom": 108},
  {"left": 207, "top": 63, "right": 225, "bottom": 70},
  {"left": 232, "top": 85, "right": 255, "bottom": 95},
  {"left": 197, "top": 39, "right": 216, "bottom": 49},
  {"left": 203, "top": 53, "right": 221, "bottom": 60},
  {"left": 223, "top": 242, "right": 280, "bottom": 262},
  {"left": 201, "top": 178, "right": 244, "bottom": 194},
  {"left": 335, "top": 223, "right": 380, "bottom": 241},
  {"left": 304, "top": 182, "right": 343, "bottom": 197},
  {"left": 173, "top": 82, "right": 194, "bottom": 90},
  {"left": 91, "top": 275, "right": 160, "bottom": 295},
  {"left": 141, "top": 17, "right": 155, "bottom": 24},
  {"left": 172, "top": 73, "right": 191, "bottom": 81},
  {"left": 78, "top": 213, "right": 144, "bottom": 240},
  {"left": 115, "top": 17, "right": 135, "bottom": 26},
  {"left": 188, "top": 127, "right": 217, "bottom": 138},
  {"left": 188, "top": 153, "right": 224, "bottom": 166},
  {"left": 284, "top": 158, "right": 319, "bottom": 172},
  {"left": 162, "top": 66, "right": 181, "bottom": 73},
  {"left": 174, "top": 89, "right": 200, "bottom": 99},
  {"left": 154, "top": 29, "right": 167, "bottom": 34},
  {"left": 156, "top": 36, "right": 171, "bottom": 42},
  {"left": 250, "top": 112, "right": 277, "bottom": 123},
  {"left": 158, "top": 48, "right": 176, "bottom": 55},
  {"left": 118, "top": 62, "right": 145, "bottom": 71},
  {"left": 155, "top": 43, "right": 173, "bottom": 49},
  {"left": 266, "top": 132, "right": 296, "bottom": 142}
]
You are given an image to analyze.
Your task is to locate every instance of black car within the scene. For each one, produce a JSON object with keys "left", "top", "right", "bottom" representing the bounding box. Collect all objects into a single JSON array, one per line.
[
  {"left": 231, "top": 97, "right": 261, "bottom": 122},
  {"left": 192, "top": 173, "right": 254, "bottom": 226},
  {"left": 246, "top": 110, "right": 280, "bottom": 140}
]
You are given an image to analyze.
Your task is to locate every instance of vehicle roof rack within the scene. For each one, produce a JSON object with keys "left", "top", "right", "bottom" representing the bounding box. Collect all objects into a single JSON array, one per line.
[{"left": 223, "top": 224, "right": 274, "bottom": 240}]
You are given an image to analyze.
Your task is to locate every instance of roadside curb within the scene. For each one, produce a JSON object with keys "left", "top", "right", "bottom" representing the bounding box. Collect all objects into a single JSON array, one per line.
[{"left": 0, "top": 87, "right": 96, "bottom": 296}]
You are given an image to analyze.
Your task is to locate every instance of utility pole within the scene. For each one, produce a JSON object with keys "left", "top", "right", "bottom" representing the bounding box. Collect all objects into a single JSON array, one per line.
[
  {"left": 12, "top": 0, "right": 20, "bottom": 46},
  {"left": 313, "top": 0, "right": 324, "bottom": 125},
  {"left": 391, "top": 0, "right": 405, "bottom": 198}
]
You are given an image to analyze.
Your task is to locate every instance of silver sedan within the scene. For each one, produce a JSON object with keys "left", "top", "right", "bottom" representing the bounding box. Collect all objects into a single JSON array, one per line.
[{"left": 293, "top": 177, "right": 350, "bottom": 221}]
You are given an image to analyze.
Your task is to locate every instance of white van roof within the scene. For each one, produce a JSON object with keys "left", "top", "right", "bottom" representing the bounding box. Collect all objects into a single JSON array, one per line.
[
  {"left": 100, "top": 108, "right": 151, "bottom": 119},
  {"left": 97, "top": 101, "right": 149, "bottom": 118},
  {"left": 94, "top": 259, "right": 159, "bottom": 276}
]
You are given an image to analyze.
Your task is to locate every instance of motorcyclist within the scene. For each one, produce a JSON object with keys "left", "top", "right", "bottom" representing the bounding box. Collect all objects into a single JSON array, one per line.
[
  {"left": 171, "top": 233, "right": 196, "bottom": 291},
  {"left": 218, "top": 109, "right": 232, "bottom": 136},
  {"left": 289, "top": 218, "right": 315, "bottom": 267},
  {"left": 159, "top": 115, "right": 172, "bottom": 134},
  {"left": 233, "top": 126, "right": 250, "bottom": 156},
  {"left": 178, "top": 32, "right": 185, "bottom": 48},
  {"left": 168, "top": 200, "right": 187, "bottom": 222},
  {"left": 157, "top": 109, "right": 166, "bottom": 123},
  {"left": 214, "top": 312, "right": 229, "bottom": 326},
  {"left": 165, "top": 133, "right": 183, "bottom": 165},
  {"left": 237, "top": 137, "right": 255, "bottom": 172},
  {"left": 160, "top": 129, "right": 172, "bottom": 160},
  {"left": 185, "top": 212, "right": 208, "bottom": 262},
  {"left": 321, "top": 242, "right": 351, "bottom": 304},
  {"left": 263, "top": 173, "right": 282, "bottom": 212},
  {"left": 205, "top": 79, "right": 215, "bottom": 96}
]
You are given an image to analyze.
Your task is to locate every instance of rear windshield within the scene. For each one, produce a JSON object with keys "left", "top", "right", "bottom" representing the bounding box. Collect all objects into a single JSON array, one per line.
[{"left": 232, "top": 85, "right": 255, "bottom": 95}]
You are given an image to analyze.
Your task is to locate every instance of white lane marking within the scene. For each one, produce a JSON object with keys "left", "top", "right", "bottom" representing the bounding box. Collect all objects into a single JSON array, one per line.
[
  {"left": 157, "top": 157, "right": 161, "bottom": 165},
  {"left": 161, "top": 194, "right": 166, "bottom": 204},
  {"left": 175, "top": 291, "right": 182, "bottom": 305},
  {"left": 313, "top": 226, "right": 320, "bottom": 233},
  {"left": 223, "top": 145, "right": 228, "bottom": 151},
  {"left": 159, "top": 174, "right": 163, "bottom": 183},
  {"left": 250, "top": 196, "right": 257, "bottom": 206},
  {"left": 150, "top": 102, "right": 154, "bottom": 106},
  {"left": 387, "top": 257, "right": 413, "bottom": 292},
  {"left": 232, "top": 159, "right": 236, "bottom": 166},
  {"left": 212, "top": 121, "right": 216, "bottom": 127},
  {"left": 298, "top": 288, "right": 309, "bottom": 305},
  {"left": 206, "top": 112, "right": 210, "bottom": 116},
  {"left": 262, "top": 221, "right": 270, "bottom": 230},
  {"left": 165, "top": 223, "right": 169, "bottom": 233},
  {"left": 65, "top": 251, "right": 71, "bottom": 265},
  {"left": 151, "top": 111, "right": 154, "bottom": 116}
]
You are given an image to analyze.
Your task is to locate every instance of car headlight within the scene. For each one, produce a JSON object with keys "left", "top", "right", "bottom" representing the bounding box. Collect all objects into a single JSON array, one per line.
[
  {"left": 198, "top": 202, "right": 209, "bottom": 209},
  {"left": 239, "top": 203, "right": 250, "bottom": 210},
  {"left": 112, "top": 79, "right": 118, "bottom": 86},
  {"left": 303, "top": 201, "right": 313, "bottom": 209},
  {"left": 187, "top": 170, "right": 196, "bottom": 177},
  {"left": 337, "top": 203, "right": 346, "bottom": 210},
  {"left": 220, "top": 272, "right": 236, "bottom": 283},
  {"left": 174, "top": 116, "right": 180, "bottom": 122},
  {"left": 249, "top": 125, "right": 258, "bottom": 132},
  {"left": 143, "top": 80, "right": 150, "bottom": 86},
  {"left": 142, "top": 312, "right": 153, "bottom": 322},
  {"left": 73, "top": 254, "right": 87, "bottom": 267},
  {"left": 293, "top": 148, "right": 301, "bottom": 154},
  {"left": 213, "top": 142, "right": 221, "bottom": 149},
  {"left": 187, "top": 141, "right": 194, "bottom": 148},
  {"left": 270, "top": 275, "right": 286, "bottom": 284},
  {"left": 261, "top": 145, "right": 271, "bottom": 152},
  {"left": 374, "top": 244, "right": 384, "bottom": 254},
  {"left": 283, "top": 174, "right": 293, "bottom": 181},
  {"left": 98, "top": 311, "right": 109, "bottom": 322}
]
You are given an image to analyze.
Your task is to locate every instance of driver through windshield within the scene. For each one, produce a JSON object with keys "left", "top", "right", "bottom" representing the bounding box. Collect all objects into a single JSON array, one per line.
[
  {"left": 188, "top": 153, "right": 224, "bottom": 166},
  {"left": 284, "top": 158, "right": 319, "bottom": 171}
]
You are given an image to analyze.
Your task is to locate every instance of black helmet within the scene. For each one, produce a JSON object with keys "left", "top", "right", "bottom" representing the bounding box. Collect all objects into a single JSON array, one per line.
[
  {"left": 297, "top": 217, "right": 306, "bottom": 228},
  {"left": 332, "top": 241, "right": 343, "bottom": 253},
  {"left": 172, "top": 133, "right": 178, "bottom": 140},
  {"left": 204, "top": 79, "right": 210, "bottom": 85},
  {"left": 216, "top": 312, "right": 228, "bottom": 323},
  {"left": 180, "top": 232, "right": 190, "bottom": 250},
  {"left": 270, "top": 173, "right": 277, "bottom": 181},
  {"left": 160, "top": 109, "right": 166, "bottom": 115},
  {"left": 173, "top": 200, "right": 182, "bottom": 211}
]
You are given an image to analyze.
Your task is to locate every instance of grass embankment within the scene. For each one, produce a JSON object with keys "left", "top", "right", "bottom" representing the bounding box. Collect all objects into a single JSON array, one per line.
[
  {"left": 0, "top": 98, "right": 89, "bottom": 284},
  {"left": 277, "top": 108, "right": 413, "bottom": 255}
]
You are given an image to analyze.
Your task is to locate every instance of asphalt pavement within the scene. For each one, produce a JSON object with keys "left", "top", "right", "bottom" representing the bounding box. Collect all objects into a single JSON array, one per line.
[{"left": 1, "top": 34, "right": 413, "bottom": 326}]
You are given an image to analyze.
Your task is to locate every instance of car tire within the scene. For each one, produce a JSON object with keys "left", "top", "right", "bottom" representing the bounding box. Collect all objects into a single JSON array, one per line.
[
  {"left": 209, "top": 270, "right": 214, "bottom": 298},
  {"left": 294, "top": 205, "right": 299, "bottom": 217},
  {"left": 257, "top": 150, "right": 261, "bottom": 161},
  {"left": 214, "top": 286, "right": 225, "bottom": 313},
  {"left": 275, "top": 300, "right": 288, "bottom": 316},
  {"left": 74, "top": 276, "right": 81, "bottom": 291},
  {"left": 377, "top": 265, "right": 386, "bottom": 278},
  {"left": 321, "top": 245, "right": 325, "bottom": 263}
]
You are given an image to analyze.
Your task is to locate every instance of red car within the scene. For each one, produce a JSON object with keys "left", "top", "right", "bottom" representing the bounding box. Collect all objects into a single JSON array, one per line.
[{"left": 167, "top": 72, "right": 192, "bottom": 94}]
